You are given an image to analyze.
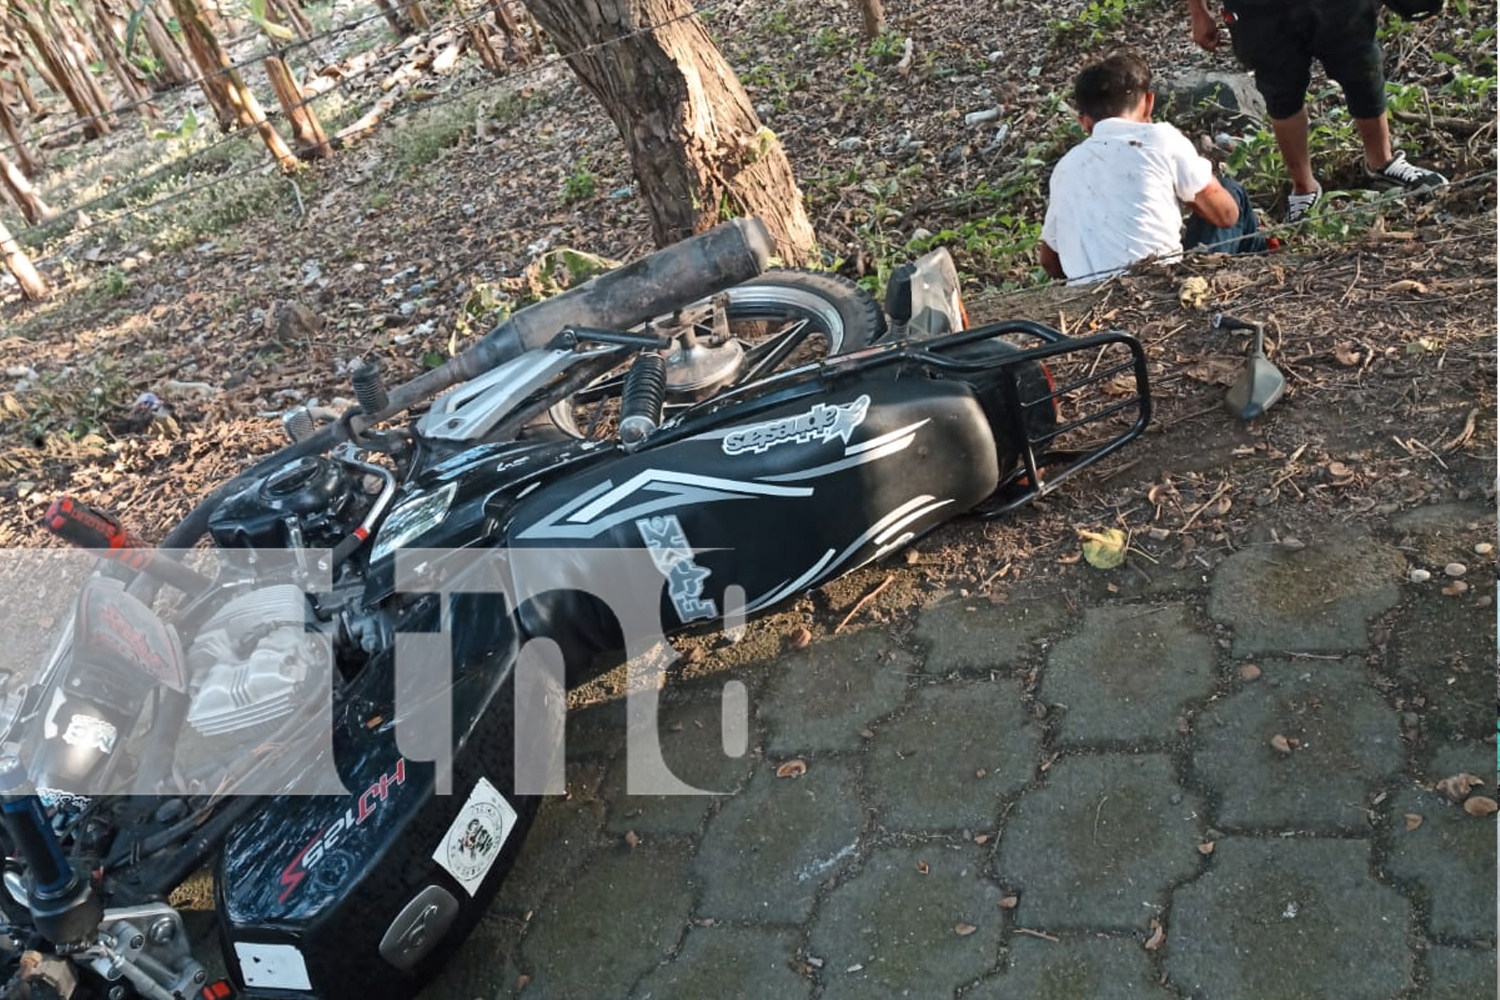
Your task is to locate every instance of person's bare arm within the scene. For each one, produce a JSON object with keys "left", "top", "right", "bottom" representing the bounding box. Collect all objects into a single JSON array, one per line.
[
  {"left": 1188, "top": 177, "right": 1240, "bottom": 229},
  {"left": 1038, "top": 241, "right": 1066, "bottom": 280},
  {"left": 1187, "top": 0, "right": 1220, "bottom": 51}
]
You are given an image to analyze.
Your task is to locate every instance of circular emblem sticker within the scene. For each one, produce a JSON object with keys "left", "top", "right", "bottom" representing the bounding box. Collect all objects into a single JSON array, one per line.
[{"left": 432, "top": 777, "right": 517, "bottom": 896}]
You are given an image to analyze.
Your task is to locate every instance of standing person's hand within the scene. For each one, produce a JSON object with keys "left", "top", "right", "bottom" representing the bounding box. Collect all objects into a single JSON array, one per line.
[{"left": 1188, "top": 1, "right": 1221, "bottom": 51}]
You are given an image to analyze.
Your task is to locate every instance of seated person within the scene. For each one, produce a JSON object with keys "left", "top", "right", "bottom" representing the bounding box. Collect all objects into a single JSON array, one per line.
[{"left": 1039, "top": 50, "right": 1265, "bottom": 286}]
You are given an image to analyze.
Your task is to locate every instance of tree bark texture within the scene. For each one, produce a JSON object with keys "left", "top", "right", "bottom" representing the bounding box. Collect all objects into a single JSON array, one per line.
[
  {"left": 0, "top": 97, "right": 39, "bottom": 176},
  {"left": 858, "top": 0, "right": 886, "bottom": 39},
  {"left": 140, "top": 4, "right": 195, "bottom": 87},
  {"left": 0, "top": 150, "right": 50, "bottom": 224},
  {"left": 169, "top": 0, "right": 300, "bottom": 171},
  {"left": 263, "top": 55, "right": 330, "bottom": 158},
  {"left": 9, "top": 0, "right": 113, "bottom": 137},
  {"left": 525, "top": 0, "right": 815, "bottom": 263},
  {"left": 0, "top": 210, "right": 47, "bottom": 299}
]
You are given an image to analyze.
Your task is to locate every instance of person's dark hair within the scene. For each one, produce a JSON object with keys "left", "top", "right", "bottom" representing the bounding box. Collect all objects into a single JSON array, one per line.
[{"left": 1072, "top": 50, "right": 1153, "bottom": 122}]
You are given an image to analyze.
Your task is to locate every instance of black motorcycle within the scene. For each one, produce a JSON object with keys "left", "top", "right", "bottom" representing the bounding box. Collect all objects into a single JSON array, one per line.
[{"left": 4, "top": 218, "right": 1150, "bottom": 998}]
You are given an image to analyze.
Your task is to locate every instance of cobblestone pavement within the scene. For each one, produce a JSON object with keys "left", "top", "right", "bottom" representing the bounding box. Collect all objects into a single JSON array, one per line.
[{"left": 423, "top": 503, "right": 1496, "bottom": 1000}]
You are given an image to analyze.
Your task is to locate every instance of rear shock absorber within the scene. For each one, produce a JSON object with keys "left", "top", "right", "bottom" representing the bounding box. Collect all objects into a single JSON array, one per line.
[
  {"left": 617, "top": 352, "right": 667, "bottom": 452},
  {"left": 0, "top": 756, "right": 101, "bottom": 946}
]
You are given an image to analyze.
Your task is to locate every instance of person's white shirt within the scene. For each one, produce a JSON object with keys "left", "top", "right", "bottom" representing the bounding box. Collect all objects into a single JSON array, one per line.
[{"left": 1040, "top": 118, "right": 1214, "bottom": 286}]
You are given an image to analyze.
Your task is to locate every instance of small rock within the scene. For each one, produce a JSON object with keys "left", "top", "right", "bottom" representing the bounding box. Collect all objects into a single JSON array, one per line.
[
  {"left": 1270, "top": 734, "right": 1294, "bottom": 754},
  {"left": 963, "top": 107, "right": 999, "bottom": 127},
  {"left": 1462, "top": 796, "right": 1498, "bottom": 816},
  {"left": 1278, "top": 536, "right": 1305, "bottom": 552},
  {"left": 1473, "top": 542, "right": 1493, "bottom": 555},
  {"left": 1444, "top": 562, "right": 1467, "bottom": 577},
  {"left": 836, "top": 137, "right": 863, "bottom": 151},
  {"left": 1408, "top": 568, "right": 1431, "bottom": 583}
]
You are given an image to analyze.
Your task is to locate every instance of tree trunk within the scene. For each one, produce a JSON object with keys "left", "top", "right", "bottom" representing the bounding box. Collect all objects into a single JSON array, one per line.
[
  {"left": 140, "top": 4, "right": 195, "bottom": 87},
  {"left": 81, "top": 0, "right": 157, "bottom": 116},
  {"left": 525, "top": 0, "right": 815, "bottom": 262},
  {"left": 0, "top": 151, "right": 51, "bottom": 224},
  {"left": 263, "top": 55, "right": 330, "bottom": 158},
  {"left": 0, "top": 97, "right": 39, "bottom": 177},
  {"left": 373, "top": 0, "right": 413, "bottom": 36},
  {"left": 408, "top": 1, "right": 433, "bottom": 30},
  {"left": 9, "top": 66, "right": 40, "bottom": 115},
  {"left": 857, "top": 0, "right": 886, "bottom": 39},
  {"left": 10, "top": 1, "right": 113, "bottom": 137},
  {"left": 54, "top": 5, "right": 116, "bottom": 123},
  {"left": 0, "top": 209, "right": 47, "bottom": 299},
  {"left": 170, "top": 0, "right": 300, "bottom": 170},
  {"left": 490, "top": 0, "right": 532, "bottom": 64},
  {"left": 269, "top": 0, "right": 313, "bottom": 42}
]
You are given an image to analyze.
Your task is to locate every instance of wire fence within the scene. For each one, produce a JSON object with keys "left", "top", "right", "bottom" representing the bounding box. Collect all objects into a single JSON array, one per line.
[{"left": 0, "top": 0, "right": 1493, "bottom": 316}]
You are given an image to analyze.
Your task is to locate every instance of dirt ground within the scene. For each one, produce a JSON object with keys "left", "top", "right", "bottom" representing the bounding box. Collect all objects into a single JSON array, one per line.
[{"left": 0, "top": 0, "right": 1494, "bottom": 582}]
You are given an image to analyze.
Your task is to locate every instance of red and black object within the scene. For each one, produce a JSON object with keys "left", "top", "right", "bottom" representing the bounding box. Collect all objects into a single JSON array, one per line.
[
  {"left": 43, "top": 496, "right": 212, "bottom": 593},
  {"left": 200, "top": 981, "right": 240, "bottom": 999}
]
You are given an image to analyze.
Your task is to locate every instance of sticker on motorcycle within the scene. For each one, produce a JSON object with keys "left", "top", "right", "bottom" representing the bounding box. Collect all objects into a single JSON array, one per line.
[
  {"left": 62, "top": 714, "right": 117, "bottom": 754},
  {"left": 279, "top": 758, "right": 407, "bottom": 902},
  {"left": 636, "top": 514, "right": 716, "bottom": 623},
  {"left": 432, "top": 776, "right": 517, "bottom": 897},
  {"left": 722, "top": 394, "right": 870, "bottom": 456}
]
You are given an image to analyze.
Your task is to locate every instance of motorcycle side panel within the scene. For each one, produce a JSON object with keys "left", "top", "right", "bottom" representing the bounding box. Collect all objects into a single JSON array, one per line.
[
  {"left": 215, "top": 575, "right": 540, "bottom": 999},
  {"left": 504, "top": 376, "right": 1001, "bottom": 658}
]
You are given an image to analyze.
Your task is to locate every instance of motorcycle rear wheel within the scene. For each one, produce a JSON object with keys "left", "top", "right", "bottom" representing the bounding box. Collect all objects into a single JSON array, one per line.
[{"left": 549, "top": 269, "right": 885, "bottom": 440}]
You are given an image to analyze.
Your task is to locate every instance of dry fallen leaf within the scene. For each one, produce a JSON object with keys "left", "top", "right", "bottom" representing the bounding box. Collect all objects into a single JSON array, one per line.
[
  {"left": 973, "top": 833, "right": 991, "bottom": 845},
  {"left": 1270, "top": 734, "right": 1294, "bottom": 754},
  {"left": 1436, "top": 773, "right": 1485, "bottom": 801},
  {"left": 954, "top": 923, "right": 978, "bottom": 937},
  {"left": 1404, "top": 813, "right": 1424, "bottom": 831},
  {"left": 916, "top": 860, "right": 930, "bottom": 875},
  {"left": 1386, "top": 278, "right": 1429, "bottom": 294},
  {"left": 516, "top": 974, "right": 531, "bottom": 990},
  {"left": 1144, "top": 919, "right": 1166, "bottom": 951},
  {"left": 999, "top": 895, "right": 1019, "bottom": 909},
  {"left": 776, "top": 759, "right": 809, "bottom": 779},
  {"left": 1178, "top": 275, "right": 1210, "bottom": 309},
  {"left": 1183, "top": 357, "right": 1242, "bottom": 386},
  {"left": 790, "top": 627, "right": 813, "bottom": 650},
  {"left": 1327, "top": 461, "right": 1353, "bottom": 478},
  {"left": 1240, "top": 663, "right": 1262, "bottom": 682},
  {"left": 1462, "top": 796, "right": 1498, "bottom": 816},
  {"left": 1079, "top": 528, "right": 1128, "bottom": 570},
  {"left": 624, "top": 830, "right": 640, "bottom": 849},
  {"left": 1197, "top": 841, "right": 1216, "bottom": 855},
  {"left": 1333, "top": 342, "right": 1362, "bottom": 366}
]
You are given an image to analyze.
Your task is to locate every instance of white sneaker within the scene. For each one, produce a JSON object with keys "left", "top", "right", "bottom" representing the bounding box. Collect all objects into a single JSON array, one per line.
[{"left": 1284, "top": 182, "right": 1323, "bottom": 225}]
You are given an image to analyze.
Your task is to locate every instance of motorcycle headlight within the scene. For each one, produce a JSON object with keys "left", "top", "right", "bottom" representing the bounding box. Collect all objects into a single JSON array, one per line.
[{"left": 370, "top": 483, "right": 456, "bottom": 561}]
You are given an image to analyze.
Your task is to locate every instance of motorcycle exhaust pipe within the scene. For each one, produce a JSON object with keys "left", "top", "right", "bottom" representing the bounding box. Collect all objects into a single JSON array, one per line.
[
  {"left": 375, "top": 216, "right": 774, "bottom": 421},
  {"left": 159, "top": 217, "right": 774, "bottom": 550}
]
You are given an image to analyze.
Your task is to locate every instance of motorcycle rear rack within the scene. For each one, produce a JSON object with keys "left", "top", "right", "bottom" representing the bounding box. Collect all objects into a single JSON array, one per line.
[{"left": 906, "top": 320, "right": 1152, "bottom": 517}]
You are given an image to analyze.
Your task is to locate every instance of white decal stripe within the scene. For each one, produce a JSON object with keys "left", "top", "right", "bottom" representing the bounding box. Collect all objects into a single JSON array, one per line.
[
  {"left": 756, "top": 435, "right": 916, "bottom": 483},
  {"left": 746, "top": 548, "right": 837, "bottom": 613},
  {"left": 876, "top": 498, "right": 954, "bottom": 545},
  {"left": 846, "top": 419, "right": 930, "bottom": 455},
  {"left": 570, "top": 470, "right": 810, "bottom": 523}
]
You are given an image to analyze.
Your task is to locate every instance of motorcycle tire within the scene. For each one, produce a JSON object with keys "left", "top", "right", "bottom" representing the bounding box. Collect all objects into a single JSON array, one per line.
[{"left": 550, "top": 268, "right": 885, "bottom": 439}]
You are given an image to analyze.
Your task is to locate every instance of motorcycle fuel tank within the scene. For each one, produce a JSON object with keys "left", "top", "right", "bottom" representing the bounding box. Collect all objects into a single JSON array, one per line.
[{"left": 503, "top": 374, "right": 1002, "bottom": 650}]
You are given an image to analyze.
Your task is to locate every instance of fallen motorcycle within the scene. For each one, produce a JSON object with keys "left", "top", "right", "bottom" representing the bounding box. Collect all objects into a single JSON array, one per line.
[{"left": 4, "top": 218, "right": 1150, "bottom": 998}]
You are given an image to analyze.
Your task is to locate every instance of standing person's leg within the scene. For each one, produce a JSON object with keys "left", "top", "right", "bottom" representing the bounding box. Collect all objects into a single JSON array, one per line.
[
  {"left": 1317, "top": 0, "right": 1447, "bottom": 188},
  {"left": 1185, "top": 175, "right": 1267, "bottom": 255},
  {"left": 1221, "top": 5, "right": 1321, "bottom": 220}
]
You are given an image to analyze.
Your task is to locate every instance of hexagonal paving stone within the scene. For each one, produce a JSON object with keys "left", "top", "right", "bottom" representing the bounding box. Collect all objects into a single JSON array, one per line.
[
  {"left": 759, "top": 629, "right": 914, "bottom": 754},
  {"left": 1192, "top": 657, "right": 1402, "bottom": 831},
  {"left": 1385, "top": 747, "right": 1498, "bottom": 941},
  {"left": 995, "top": 754, "right": 1202, "bottom": 929},
  {"left": 694, "top": 760, "right": 864, "bottom": 923},
  {"left": 962, "top": 934, "right": 1173, "bottom": 999},
  {"left": 1415, "top": 944, "right": 1497, "bottom": 1000},
  {"left": 1208, "top": 534, "right": 1406, "bottom": 656},
  {"left": 599, "top": 695, "right": 756, "bottom": 836},
  {"left": 630, "top": 925, "right": 811, "bottom": 1000},
  {"left": 809, "top": 844, "right": 1003, "bottom": 1000},
  {"left": 1041, "top": 603, "right": 1217, "bottom": 743},
  {"left": 492, "top": 797, "right": 606, "bottom": 916},
  {"left": 865, "top": 679, "right": 1039, "bottom": 830},
  {"left": 1165, "top": 838, "right": 1411, "bottom": 1000},
  {"left": 517, "top": 845, "right": 695, "bottom": 999},
  {"left": 915, "top": 597, "right": 1070, "bottom": 674},
  {"left": 1387, "top": 587, "right": 1497, "bottom": 742}
]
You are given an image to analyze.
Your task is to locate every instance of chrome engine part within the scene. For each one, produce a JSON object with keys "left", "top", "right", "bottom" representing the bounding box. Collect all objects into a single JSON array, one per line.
[
  {"left": 185, "top": 585, "right": 323, "bottom": 738},
  {"left": 85, "top": 904, "right": 207, "bottom": 1000}
]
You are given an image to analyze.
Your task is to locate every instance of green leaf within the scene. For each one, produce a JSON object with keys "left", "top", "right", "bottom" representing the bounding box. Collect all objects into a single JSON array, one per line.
[{"left": 1079, "top": 528, "right": 1128, "bottom": 570}]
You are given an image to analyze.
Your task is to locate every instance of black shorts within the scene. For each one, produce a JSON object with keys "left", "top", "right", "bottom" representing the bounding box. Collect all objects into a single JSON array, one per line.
[{"left": 1226, "top": 0, "right": 1387, "bottom": 120}]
